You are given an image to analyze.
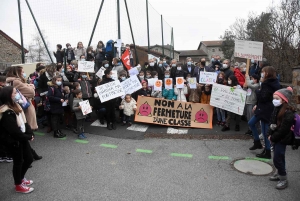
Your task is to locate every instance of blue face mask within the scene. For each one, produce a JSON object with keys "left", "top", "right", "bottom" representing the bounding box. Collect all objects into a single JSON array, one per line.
[
  {"left": 159, "top": 64, "right": 162, "bottom": 67},
  {"left": 211, "top": 58, "right": 215, "bottom": 63},
  {"left": 56, "top": 81, "right": 62, "bottom": 86},
  {"left": 165, "top": 75, "right": 170, "bottom": 78},
  {"left": 14, "top": 93, "right": 21, "bottom": 102},
  {"left": 62, "top": 68, "right": 65, "bottom": 72},
  {"left": 172, "top": 64, "right": 176, "bottom": 67},
  {"left": 82, "top": 75, "right": 87, "bottom": 79},
  {"left": 187, "top": 62, "right": 192, "bottom": 66},
  {"left": 23, "top": 73, "right": 26, "bottom": 78},
  {"left": 121, "top": 76, "right": 126, "bottom": 81},
  {"left": 104, "top": 64, "right": 109, "bottom": 68}
]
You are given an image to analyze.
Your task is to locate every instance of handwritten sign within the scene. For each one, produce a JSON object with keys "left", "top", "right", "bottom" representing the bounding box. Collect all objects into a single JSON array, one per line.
[
  {"left": 153, "top": 80, "right": 162, "bottom": 91},
  {"left": 95, "top": 80, "right": 125, "bottom": 103},
  {"left": 164, "top": 78, "right": 173, "bottom": 89},
  {"left": 234, "top": 40, "right": 263, "bottom": 61},
  {"left": 121, "top": 76, "right": 142, "bottom": 96},
  {"left": 210, "top": 83, "right": 247, "bottom": 115},
  {"left": 188, "top": 77, "right": 197, "bottom": 89},
  {"left": 176, "top": 77, "right": 184, "bottom": 88},
  {"left": 135, "top": 96, "right": 213, "bottom": 128},
  {"left": 111, "top": 70, "right": 118, "bottom": 80},
  {"left": 96, "top": 68, "right": 104, "bottom": 78},
  {"left": 199, "top": 72, "right": 217, "bottom": 84},
  {"left": 147, "top": 78, "right": 158, "bottom": 87},
  {"left": 79, "top": 100, "right": 92, "bottom": 115},
  {"left": 128, "top": 67, "right": 139, "bottom": 77},
  {"left": 78, "top": 61, "right": 95, "bottom": 72}
]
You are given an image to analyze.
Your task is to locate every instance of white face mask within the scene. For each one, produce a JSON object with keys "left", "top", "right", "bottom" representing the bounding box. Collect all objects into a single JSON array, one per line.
[
  {"left": 272, "top": 99, "right": 282, "bottom": 107},
  {"left": 222, "top": 64, "right": 228, "bottom": 69},
  {"left": 177, "top": 67, "right": 182, "bottom": 70},
  {"left": 149, "top": 62, "right": 154, "bottom": 67},
  {"left": 228, "top": 80, "right": 232, "bottom": 85},
  {"left": 261, "top": 73, "right": 265, "bottom": 78}
]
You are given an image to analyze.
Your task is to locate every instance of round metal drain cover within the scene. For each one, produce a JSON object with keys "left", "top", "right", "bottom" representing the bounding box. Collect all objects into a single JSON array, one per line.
[{"left": 232, "top": 158, "right": 274, "bottom": 176}]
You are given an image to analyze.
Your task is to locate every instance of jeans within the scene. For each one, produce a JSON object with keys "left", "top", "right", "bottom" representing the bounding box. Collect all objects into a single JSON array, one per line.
[
  {"left": 216, "top": 108, "right": 226, "bottom": 122},
  {"left": 123, "top": 115, "right": 133, "bottom": 123},
  {"left": 273, "top": 142, "right": 287, "bottom": 176},
  {"left": 248, "top": 115, "right": 271, "bottom": 150},
  {"left": 76, "top": 118, "right": 85, "bottom": 133}
]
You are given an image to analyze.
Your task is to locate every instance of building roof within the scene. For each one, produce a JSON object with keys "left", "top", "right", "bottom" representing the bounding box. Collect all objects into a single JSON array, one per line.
[
  {"left": 141, "top": 44, "right": 180, "bottom": 53},
  {"left": 178, "top": 50, "right": 207, "bottom": 57},
  {"left": 0, "top": 30, "right": 28, "bottom": 53},
  {"left": 197, "top": 40, "right": 223, "bottom": 49}
]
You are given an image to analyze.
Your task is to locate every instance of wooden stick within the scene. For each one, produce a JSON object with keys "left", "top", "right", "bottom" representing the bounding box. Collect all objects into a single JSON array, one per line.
[{"left": 246, "top": 59, "right": 250, "bottom": 75}]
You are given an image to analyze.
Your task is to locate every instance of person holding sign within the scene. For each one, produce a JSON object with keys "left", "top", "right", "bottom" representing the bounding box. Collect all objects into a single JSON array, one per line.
[
  {"left": 233, "top": 62, "right": 246, "bottom": 86},
  {"left": 151, "top": 80, "right": 163, "bottom": 98},
  {"left": 220, "top": 59, "right": 234, "bottom": 80},
  {"left": 215, "top": 72, "right": 227, "bottom": 126},
  {"left": 174, "top": 77, "right": 188, "bottom": 102},
  {"left": 163, "top": 71, "right": 177, "bottom": 100},
  {"left": 188, "top": 79, "right": 202, "bottom": 103}
]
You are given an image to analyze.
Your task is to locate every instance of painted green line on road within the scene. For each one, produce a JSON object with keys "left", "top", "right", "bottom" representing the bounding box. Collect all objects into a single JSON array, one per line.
[
  {"left": 170, "top": 153, "right": 193, "bottom": 158},
  {"left": 245, "top": 157, "right": 270, "bottom": 162},
  {"left": 59, "top": 137, "right": 67, "bottom": 140},
  {"left": 75, "top": 139, "right": 89, "bottom": 144},
  {"left": 34, "top": 132, "right": 45, "bottom": 136},
  {"left": 136, "top": 149, "right": 153, "bottom": 154},
  {"left": 208, "top": 156, "right": 230, "bottom": 160},
  {"left": 100, "top": 144, "right": 118, "bottom": 149}
]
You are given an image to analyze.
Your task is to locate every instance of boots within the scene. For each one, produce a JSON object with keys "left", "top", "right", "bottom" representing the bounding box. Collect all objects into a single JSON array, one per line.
[
  {"left": 107, "top": 123, "right": 112, "bottom": 130},
  {"left": 256, "top": 149, "right": 271, "bottom": 159},
  {"left": 269, "top": 171, "right": 280, "bottom": 181},
  {"left": 53, "top": 131, "right": 64, "bottom": 138},
  {"left": 31, "top": 149, "right": 42, "bottom": 160},
  {"left": 249, "top": 140, "right": 263, "bottom": 150},
  {"left": 276, "top": 175, "right": 288, "bottom": 190},
  {"left": 57, "top": 130, "right": 66, "bottom": 137},
  {"left": 112, "top": 123, "right": 117, "bottom": 130}
]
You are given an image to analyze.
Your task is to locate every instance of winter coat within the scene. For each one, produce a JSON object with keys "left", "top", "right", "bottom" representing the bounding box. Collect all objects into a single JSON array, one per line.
[
  {"left": 6, "top": 77, "right": 38, "bottom": 130},
  {"left": 193, "top": 66, "right": 214, "bottom": 83},
  {"left": 47, "top": 82, "right": 64, "bottom": 114},
  {"left": 188, "top": 84, "right": 202, "bottom": 103},
  {"left": 54, "top": 50, "right": 65, "bottom": 63},
  {"left": 245, "top": 76, "right": 260, "bottom": 105},
  {"left": 200, "top": 92, "right": 211, "bottom": 104},
  {"left": 141, "top": 65, "right": 153, "bottom": 75},
  {"left": 86, "top": 53, "right": 95, "bottom": 61},
  {"left": 152, "top": 64, "right": 164, "bottom": 80},
  {"left": 65, "top": 71, "right": 75, "bottom": 83},
  {"left": 0, "top": 104, "right": 33, "bottom": 145},
  {"left": 65, "top": 48, "right": 75, "bottom": 61},
  {"left": 136, "top": 88, "right": 151, "bottom": 98},
  {"left": 95, "top": 47, "right": 106, "bottom": 62},
  {"left": 174, "top": 86, "right": 188, "bottom": 102},
  {"left": 74, "top": 48, "right": 86, "bottom": 60},
  {"left": 268, "top": 106, "right": 295, "bottom": 145},
  {"left": 112, "top": 64, "right": 125, "bottom": 77},
  {"left": 221, "top": 67, "right": 234, "bottom": 80},
  {"left": 172, "top": 70, "right": 187, "bottom": 83},
  {"left": 38, "top": 70, "right": 53, "bottom": 94},
  {"left": 249, "top": 63, "right": 258, "bottom": 76},
  {"left": 254, "top": 78, "right": 281, "bottom": 122},
  {"left": 151, "top": 90, "right": 163, "bottom": 98},
  {"left": 182, "top": 64, "right": 195, "bottom": 75},
  {"left": 234, "top": 68, "right": 245, "bottom": 86},
  {"left": 162, "top": 88, "right": 177, "bottom": 100},
  {"left": 72, "top": 98, "right": 86, "bottom": 120},
  {"left": 119, "top": 98, "right": 137, "bottom": 116},
  {"left": 73, "top": 75, "right": 92, "bottom": 99}
]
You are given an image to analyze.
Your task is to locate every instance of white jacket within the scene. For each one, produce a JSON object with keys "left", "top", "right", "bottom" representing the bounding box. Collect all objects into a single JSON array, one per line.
[
  {"left": 174, "top": 86, "right": 188, "bottom": 102},
  {"left": 120, "top": 98, "right": 137, "bottom": 116}
]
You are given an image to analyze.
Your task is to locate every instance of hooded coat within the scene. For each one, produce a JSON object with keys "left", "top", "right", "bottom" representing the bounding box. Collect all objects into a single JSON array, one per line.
[{"left": 47, "top": 81, "right": 64, "bottom": 114}]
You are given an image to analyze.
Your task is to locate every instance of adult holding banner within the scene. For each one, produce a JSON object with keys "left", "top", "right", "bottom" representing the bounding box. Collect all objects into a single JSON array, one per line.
[
  {"left": 193, "top": 58, "right": 214, "bottom": 83},
  {"left": 248, "top": 66, "right": 280, "bottom": 159},
  {"left": 220, "top": 59, "right": 234, "bottom": 80}
]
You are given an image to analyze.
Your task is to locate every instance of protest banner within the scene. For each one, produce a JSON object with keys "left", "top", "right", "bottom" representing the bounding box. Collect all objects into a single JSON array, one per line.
[
  {"left": 147, "top": 78, "right": 158, "bottom": 87},
  {"left": 164, "top": 78, "right": 173, "bottom": 89},
  {"left": 128, "top": 67, "right": 139, "bottom": 77},
  {"left": 135, "top": 96, "right": 213, "bottom": 129},
  {"left": 121, "top": 76, "right": 142, "bottom": 96},
  {"left": 96, "top": 68, "right": 104, "bottom": 78},
  {"left": 79, "top": 100, "right": 92, "bottom": 115},
  {"left": 112, "top": 70, "right": 118, "bottom": 80},
  {"left": 210, "top": 83, "right": 247, "bottom": 115},
  {"left": 121, "top": 49, "right": 131, "bottom": 70},
  {"left": 234, "top": 40, "right": 263, "bottom": 61},
  {"left": 95, "top": 80, "right": 125, "bottom": 103},
  {"left": 188, "top": 77, "right": 197, "bottom": 89},
  {"left": 176, "top": 77, "right": 184, "bottom": 88},
  {"left": 199, "top": 72, "right": 217, "bottom": 84},
  {"left": 78, "top": 61, "right": 95, "bottom": 72},
  {"left": 153, "top": 80, "right": 162, "bottom": 91}
]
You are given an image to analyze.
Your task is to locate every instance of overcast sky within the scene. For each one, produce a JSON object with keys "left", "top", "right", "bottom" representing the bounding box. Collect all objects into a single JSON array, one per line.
[{"left": 0, "top": 0, "right": 280, "bottom": 51}]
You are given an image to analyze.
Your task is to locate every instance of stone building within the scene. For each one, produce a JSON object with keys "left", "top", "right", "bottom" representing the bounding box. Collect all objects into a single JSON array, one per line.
[
  {"left": 142, "top": 44, "right": 180, "bottom": 61},
  {"left": 197, "top": 40, "right": 224, "bottom": 59},
  {"left": 0, "top": 30, "right": 28, "bottom": 71},
  {"left": 178, "top": 50, "right": 207, "bottom": 64}
]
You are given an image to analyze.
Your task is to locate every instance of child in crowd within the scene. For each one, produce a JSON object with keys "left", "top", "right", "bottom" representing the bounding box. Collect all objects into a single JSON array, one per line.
[
  {"left": 72, "top": 89, "right": 90, "bottom": 139},
  {"left": 93, "top": 79, "right": 106, "bottom": 124},
  {"left": 86, "top": 46, "right": 95, "bottom": 61},
  {"left": 188, "top": 82, "right": 202, "bottom": 103},
  {"left": 151, "top": 85, "right": 163, "bottom": 99},
  {"left": 119, "top": 94, "right": 137, "bottom": 127},
  {"left": 63, "top": 86, "right": 72, "bottom": 129},
  {"left": 216, "top": 72, "right": 227, "bottom": 126},
  {"left": 200, "top": 85, "right": 212, "bottom": 104},
  {"left": 152, "top": 71, "right": 158, "bottom": 79},
  {"left": 174, "top": 83, "right": 188, "bottom": 102},
  {"left": 222, "top": 75, "right": 241, "bottom": 132},
  {"left": 162, "top": 71, "right": 177, "bottom": 100},
  {"left": 139, "top": 71, "right": 145, "bottom": 82},
  {"left": 145, "top": 70, "right": 152, "bottom": 80},
  {"left": 136, "top": 81, "right": 151, "bottom": 97}
]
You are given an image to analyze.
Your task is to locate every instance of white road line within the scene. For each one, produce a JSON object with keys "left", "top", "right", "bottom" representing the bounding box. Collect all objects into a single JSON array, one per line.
[
  {"left": 167, "top": 127, "right": 189, "bottom": 134},
  {"left": 127, "top": 124, "right": 149, "bottom": 132}
]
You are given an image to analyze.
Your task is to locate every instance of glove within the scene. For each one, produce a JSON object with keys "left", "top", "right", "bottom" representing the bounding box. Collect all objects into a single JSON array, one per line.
[{"left": 270, "top": 124, "right": 277, "bottom": 131}]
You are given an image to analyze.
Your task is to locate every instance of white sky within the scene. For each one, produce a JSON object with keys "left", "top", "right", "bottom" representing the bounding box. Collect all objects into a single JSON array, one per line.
[{"left": 0, "top": 0, "right": 280, "bottom": 52}]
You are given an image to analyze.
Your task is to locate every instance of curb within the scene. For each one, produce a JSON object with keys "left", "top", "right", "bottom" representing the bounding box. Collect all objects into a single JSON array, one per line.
[{"left": 144, "top": 133, "right": 253, "bottom": 140}]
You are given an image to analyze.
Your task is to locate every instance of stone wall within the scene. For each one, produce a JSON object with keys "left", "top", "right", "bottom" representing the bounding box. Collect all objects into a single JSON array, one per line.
[{"left": 0, "top": 34, "right": 22, "bottom": 64}]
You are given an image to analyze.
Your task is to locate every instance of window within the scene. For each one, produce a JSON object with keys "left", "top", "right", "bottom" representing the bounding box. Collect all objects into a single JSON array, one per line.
[{"left": 212, "top": 49, "right": 215, "bottom": 52}]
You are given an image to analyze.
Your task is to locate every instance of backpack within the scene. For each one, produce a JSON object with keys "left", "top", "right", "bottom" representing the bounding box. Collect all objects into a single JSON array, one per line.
[
  {"left": 291, "top": 113, "right": 300, "bottom": 149},
  {"left": 44, "top": 87, "right": 54, "bottom": 111}
]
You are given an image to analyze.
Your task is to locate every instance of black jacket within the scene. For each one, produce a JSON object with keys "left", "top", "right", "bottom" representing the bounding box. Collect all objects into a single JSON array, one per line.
[
  {"left": 100, "top": 77, "right": 117, "bottom": 104},
  {"left": 221, "top": 67, "right": 234, "bottom": 80},
  {"left": 38, "top": 71, "right": 52, "bottom": 94},
  {"left": 65, "top": 71, "right": 75, "bottom": 83},
  {"left": 255, "top": 78, "right": 281, "bottom": 122},
  {"left": 268, "top": 106, "right": 295, "bottom": 145},
  {"left": 141, "top": 65, "right": 153, "bottom": 75},
  {"left": 54, "top": 50, "right": 65, "bottom": 63},
  {"left": 48, "top": 84, "right": 64, "bottom": 114},
  {"left": 193, "top": 66, "right": 214, "bottom": 83},
  {"left": 182, "top": 64, "right": 195, "bottom": 75},
  {"left": 152, "top": 64, "right": 164, "bottom": 80}
]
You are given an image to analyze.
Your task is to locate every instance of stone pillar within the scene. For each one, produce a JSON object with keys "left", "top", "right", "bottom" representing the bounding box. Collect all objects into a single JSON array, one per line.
[{"left": 292, "top": 66, "right": 300, "bottom": 109}]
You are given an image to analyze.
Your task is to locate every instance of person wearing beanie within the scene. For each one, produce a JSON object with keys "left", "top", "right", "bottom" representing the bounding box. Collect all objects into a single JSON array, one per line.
[{"left": 267, "top": 87, "right": 295, "bottom": 190}]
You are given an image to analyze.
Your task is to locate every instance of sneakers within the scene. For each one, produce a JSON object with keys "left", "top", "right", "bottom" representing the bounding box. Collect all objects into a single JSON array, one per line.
[
  {"left": 276, "top": 175, "right": 288, "bottom": 190},
  {"left": 22, "top": 178, "right": 33, "bottom": 186},
  {"left": 73, "top": 128, "right": 78, "bottom": 134},
  {"left": 0, "top": 157, "right": 4, "bottom": 162},
  {"left": 270, "top": 172, "right": 280, "bottom": 181},
  {"left": 5, "top": 157, "right": 13, "bottom": 163},
  {"left": 78, "top": 133, "right": 86, "bottom": 139},
  {"left": 15, "top": 183, "right": 34, "bottom": 194}
]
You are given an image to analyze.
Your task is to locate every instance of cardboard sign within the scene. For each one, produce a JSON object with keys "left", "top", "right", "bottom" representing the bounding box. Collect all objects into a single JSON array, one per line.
[
  {"left": 135, "top": 96, "right": 213, "bottom": 128},
  {"left": 79, "top": 100, "right": 92, "bottom": 115},
  {"left": 164, "top": 78, "right": 173, "bottom": 89},
  {"left": 120, "top": 76, "right": 142, "bottom": 96},
  {"left": 111, "top": 70, "right": 118, "bottom": 80},
  {"left": 147, "top": 78, "right": 158, "bottom": 87},
  {"left": 210, "top": 83, "right": 247, "bottom": 115},
  {"left": 188, "top": 77, "right": 197, "bottom": 89},
  {"left": 153, "top": 80, "right": 162, "bottom": 91},
  {"left": 78, "top": 61, "right": 95, "bottom": 72},
  {"left": 95, "top": 80, "right": 125, "bottom": 103},
  {"left": 176, "top": 77, "right": 184, "bottom": 88},
  {"left": 96, "top": 68, "right": 104, "bottom": 78},
  {"left": 234, "top": 40, "right": 263, "bottom": 61},
  {"left": 199, "top": 72, "right": 217, "bottom": 84},
  {"left": 128, "top": 67, "right": 139, "bottom": 77}
]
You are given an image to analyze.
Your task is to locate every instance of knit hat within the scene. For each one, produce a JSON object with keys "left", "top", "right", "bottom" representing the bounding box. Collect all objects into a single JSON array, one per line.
[{"left": 274, "top": 87, "right": 293, "bottom": 103}]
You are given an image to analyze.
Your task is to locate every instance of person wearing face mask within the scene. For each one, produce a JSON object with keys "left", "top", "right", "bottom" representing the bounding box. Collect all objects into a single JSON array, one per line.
[
  {"left": 64, "top": 43, "right": 75, "bottom": 64},
  {"left": 47, "top": 76, "right": 66, "bottom": 138},
  {"left": 169, "top": 59, "right": 178, "bottom": 80},
  {"left": 172, "top": 62, "right": 187, "bottom": 83},
  {"left": 151, "top": 59, "right": 163, "bottom": 80},
  {"left": 193, "top": 58, "right": 214, "bottom": 83},
  {"left": 141, "top": 61, "right": 153, "bottom": 76},
  {"left": 220, "top": 59, "right": 234, "bottom": 80},
  {"left": 56, "top": 64, "right": 72, "bottom": 87},
  {"left": 162, "top": 71, "right": 177, "bottom": 101},
  {"left": 267, "top": 87, "right": 295, "bottom": 190},
  {"left": 233, "top": 62, "right": 246, "bottom": 86},
  {"left": 183, "top": 57, "right": 195, "bottom": 75},
  {"left": 111, "top": 57, "right": 125, "bottom": 76},
  {"left": 256, "top": 58, "right": 269, "bottom": 80},
  {"left": 215, "top": 72, "right": 227, "bottom": 126},
  {"left": 248, "top": 66, "right": 280, "bottom": 159}
]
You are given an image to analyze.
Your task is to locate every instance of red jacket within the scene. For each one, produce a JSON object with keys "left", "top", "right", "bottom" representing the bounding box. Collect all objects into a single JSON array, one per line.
[{"left": 234, "top": 68, "right": 245, "bottom": 86}]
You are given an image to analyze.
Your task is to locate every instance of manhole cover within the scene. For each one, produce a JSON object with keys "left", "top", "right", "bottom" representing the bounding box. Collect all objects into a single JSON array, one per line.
[{"left": 231, "top": 158, "right": 274, "bottom": 176}]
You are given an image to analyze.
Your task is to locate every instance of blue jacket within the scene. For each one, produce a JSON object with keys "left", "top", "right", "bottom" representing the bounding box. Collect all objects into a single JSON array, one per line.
[{"left": 163, "top": 88, "right": 177, "bottom": 100}]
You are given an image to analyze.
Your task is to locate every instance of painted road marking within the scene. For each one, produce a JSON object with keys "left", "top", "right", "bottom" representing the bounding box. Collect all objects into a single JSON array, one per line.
[
  {"left": 100, "top": 144, "right": 118, "bottom": 149},
  {"left": 208, "top": 156, "right": 230, "bottom": 160},
  {"left": 167, "top": 127, "right": 189, "bottom": 134},
  {"left": 75, "top": 139, "right": 89, "bottom": 144},
  {"left": 170, "top": 153, "right": 193, "bottom": 158},
  {"left": 136, "top": 149, "right": 153, "bottom": 154},
  {"left": 59, "top": 137, "right": 67, "bottom": 140},
  {"left": 245, "top": 157, "right": 270, "bottom": 162},
  {"left": 34, "top": 132, "right": 45, "bottom": 136},
  {"left": 127, "top": 124, "right": 149, "bottom": 132},
  {"left": 90, "top": 120, "right": 107, "bottom": 127}
]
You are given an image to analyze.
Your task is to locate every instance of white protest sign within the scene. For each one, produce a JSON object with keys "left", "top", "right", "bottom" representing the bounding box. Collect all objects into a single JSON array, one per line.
[
  {"left": 128, "top": 67, "right": 139, "bottom": 77},
  {"left": 111, "top": 70, "right": 118, "bottom": 80},
  {"left": 234, "top": 40, "right": 263, "bottom": 61},
  {"left": 121, "top": 76, "right": 142, "bottom": 97},
  {"left": 188, "top": 77, "right": 197, "bottom": 89},
  {"left": 153, "top": 80, "right": 162, "bottom": 91},
  {"left": 210, "top": 83, "right": 247, "bottom": 115},
  {"left": 199, "top": 72, "right": 217, "bottom": 84},
  {"left": 147, "top": 78, "right": 158, "bottom": 87},
  {"left": 95, "top": 80, "right": 125, "bottom": 103},
  {"left": 78, "top": 61, "right": 95, "bottom": 72},
  {"left": 79, "top": 100, "right": 92, "bottom": 115},
  {"left": 164, "top": 78, "right": 173, "bottom": 89},
  {"left": 176, "top": 77, "right": 184, "bottom": 88},
  {"left": 96, "top": 68, "right": 104, "bottom": 78}
]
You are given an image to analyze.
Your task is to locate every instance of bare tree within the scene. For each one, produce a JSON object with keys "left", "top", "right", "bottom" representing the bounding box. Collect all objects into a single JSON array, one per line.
[{"left": 26, "top": 31, "right": 51, "bottom": 63}]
